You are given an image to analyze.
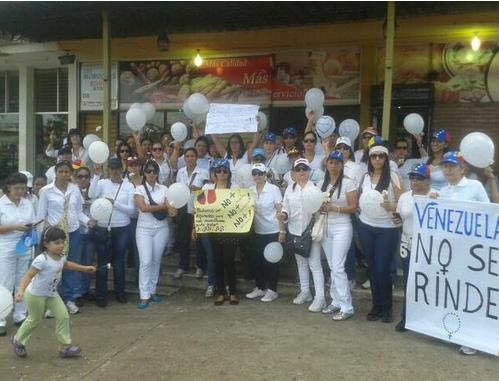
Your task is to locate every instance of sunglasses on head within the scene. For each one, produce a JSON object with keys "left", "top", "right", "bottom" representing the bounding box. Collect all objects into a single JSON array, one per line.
[
  {"left": 215, "top": 168, "right": 229, "bottom": 174},
  {"left": 294, "top": 165, "right": 309, "bottom": 172},
  {"left": 144, "top": 169, "right": 158, "bottom": 174},
  {"left": 251, "top": 170, "right": 265, "bottom": 176},
  {"left": 370, "top": 153, "right": 386, "bottom": 160},
  {"left": 409, "top": 174, "right": 426, "bottom": 181},
  {"left": 304, "top": 139, "right": 316, "bottom": 144}
]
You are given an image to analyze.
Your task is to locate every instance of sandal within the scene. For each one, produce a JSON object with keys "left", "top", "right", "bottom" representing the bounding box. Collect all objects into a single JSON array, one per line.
[
  {"left": 59, "top": 345, "right": 81, "bottom": 358},
  {"left": 12, "top": 337, "right": 27, "bottom": 358},
  {"left": 229, "top": 294, "right": 239, "bottom": 305},
  {"left": 214, "top": 294, "right": 225, "bottom": 306},
  {"left": 137, "top": 300, "right": 149, "bottom": 310}
]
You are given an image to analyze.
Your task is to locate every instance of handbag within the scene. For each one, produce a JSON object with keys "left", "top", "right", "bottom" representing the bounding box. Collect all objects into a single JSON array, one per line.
[
  {"left": 311, "top": 213, "right": 326, "bottom": 242},
  {"left": 144, "top": 182, "right": 168, "bottom": 221},
  {"left": 285, "top": 217, "right": 314, "bottom": 258}
]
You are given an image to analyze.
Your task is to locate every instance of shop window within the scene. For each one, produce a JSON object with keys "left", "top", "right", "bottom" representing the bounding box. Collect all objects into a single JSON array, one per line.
[
  {"left": 118, "top": 111, "right": 166, "bottom": 142},
  {"left": 35, "top": 68, "right": 68, "bottom": 112},
  {"left": 0, "top": 72, "right": 19, "bottom": 186},
  {"left": 34, "top": 114, "right": 68, "bottom": 177}
]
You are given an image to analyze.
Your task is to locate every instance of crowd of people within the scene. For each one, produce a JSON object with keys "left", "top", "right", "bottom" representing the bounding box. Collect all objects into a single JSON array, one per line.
[{"left": 1, "top": 113, "right": 498, "bottom": 358}]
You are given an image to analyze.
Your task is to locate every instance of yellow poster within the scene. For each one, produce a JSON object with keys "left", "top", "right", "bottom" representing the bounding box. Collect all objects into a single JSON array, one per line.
[{"left": 194, "top": 189, "right": 255, "bottom": 233}]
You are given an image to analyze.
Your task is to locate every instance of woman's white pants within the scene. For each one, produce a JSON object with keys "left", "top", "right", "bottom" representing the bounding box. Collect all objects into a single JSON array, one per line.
[
  {"left": 136, "top": 225, "right": 169, "bottom": 300},
  {"left": 0, "top": 250, "right": 30, "bottom": 326},
  {"left": 311, "top": 222, "right": 354, "bottom": 313},
  {"left": 295, "top": 242, "right": 324, "bottom": 298}
]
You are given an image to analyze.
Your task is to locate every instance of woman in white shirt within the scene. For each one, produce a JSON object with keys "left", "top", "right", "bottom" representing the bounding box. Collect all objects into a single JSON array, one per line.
[
  {"left": 45, "top": 129, "right": 89, "bottom": 165},
  {"left": 427, "top": 129, "right": 451, "bottom": 191},
  {"left": 279, "top": 158, "right": 325, "bottom": 312},
  {"left": 312, "top": 151, "right": 358, "bottom": 320},
  {"left": 37, "top": 160, "right": 95, "bottom": 315},
  {"left": 89, "top": 158, "right": 136, "bottom": 307},
  {"left": 151, "top": 141, "right": 172, "bottom": 186},
  {"left": 357, "top": 145, "right": 402, "bottom": 323},
  {"left": 211, "top": 133, "right": 260, "bottom": 174},
  {"left": 302, "top": 132, "right": 324, "bottom": 171},
  {"left": 0, "top": 172, "right": 35, "bottom": 336},
  {"left": 134, "top": 160, "right": 177, "bottom": 310},
  {"left": 245, "top": 163, "right": 284, "bottom": 303},
  {"left": 173, "top": 148, "right": 209, "bottom": 279},
  {"left": 394, "top": 163, "right": 432, "bottom": 333}
]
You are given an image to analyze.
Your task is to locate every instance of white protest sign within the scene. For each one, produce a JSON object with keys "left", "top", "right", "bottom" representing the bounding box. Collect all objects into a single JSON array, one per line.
[
  {"left": 205, "top": 103, "right": 259, "bottom": 135},
  {"left": 406, "top": 197, "right": 499, "bottom": 356}
]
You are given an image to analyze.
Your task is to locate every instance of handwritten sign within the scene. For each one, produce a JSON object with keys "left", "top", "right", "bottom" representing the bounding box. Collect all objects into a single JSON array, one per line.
[
  {"left": 406, "top": 197, "right": 499, "bottom": 356},
  {"left": 193, "top": 189, "right": 255, "bottom": 233},
  {"left": 205, "top": 104, "right": 259, "bottom": 135},
  {"left": 80, "top": 63, "right": 118, "bottom": 110}
]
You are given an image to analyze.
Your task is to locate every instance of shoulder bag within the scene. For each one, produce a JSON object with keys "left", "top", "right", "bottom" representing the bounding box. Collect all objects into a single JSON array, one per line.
[{"left": 144, "top": 182, "right": 168, "bottom": 221}]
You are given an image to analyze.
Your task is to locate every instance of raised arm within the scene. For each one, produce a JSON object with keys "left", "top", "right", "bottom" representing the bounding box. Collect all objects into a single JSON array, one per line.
[
  {"left": 304, "top": 110, "right": 316, "bottom": 135},
  {"left": 211, "top": 135, "right": 227, "bottom": 158},
  {"left": 245, "top": 132, "right": 262, "bottom": 160}
]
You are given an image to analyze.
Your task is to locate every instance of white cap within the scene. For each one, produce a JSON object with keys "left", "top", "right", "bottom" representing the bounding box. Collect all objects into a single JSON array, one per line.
[
  {"left": 335, "top": 136, "right": 352, "bottom": 148},
  {"left": 251, "top": 163, "right": 267, "bottom": 173},
  {"left": 293, "top": 158, "right": 311, "bottom": 169},
  {"left": 19, "top": 170, "right": 33, "bottom": 187},
  {"left": 369, "top": 145, "right": 389, "bottom": 156}
]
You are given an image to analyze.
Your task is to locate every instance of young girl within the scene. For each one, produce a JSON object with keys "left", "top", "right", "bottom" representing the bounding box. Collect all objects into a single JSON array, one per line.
[{"left": 12, "top": 227, "right": 96, "bottom": 358}]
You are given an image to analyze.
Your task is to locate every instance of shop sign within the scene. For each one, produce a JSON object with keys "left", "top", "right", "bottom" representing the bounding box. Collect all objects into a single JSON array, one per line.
[
  {"left": 272, "top": 48, "right": 361, "bottom": 105},
  {"left": 80, "top": 63, "right": 118, "bottom": 110},
  {"left": 119, "top": 55, "right": 272, "bottom": 109}
]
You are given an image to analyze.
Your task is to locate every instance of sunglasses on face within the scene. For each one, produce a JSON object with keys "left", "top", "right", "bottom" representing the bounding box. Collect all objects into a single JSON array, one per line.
[
  {"left": 144, "top": 169, "right": 158, "bottom": 174},
  {"left": 294, "top": 165, "right": 309, "bottom": 172},
  {"left": 304, "top": 139, "right": 316, "bottom": 144},
  {"left": 120, "top": 149, "right": 130, "bottom": 153},
  {"left": 396, "top": 146, "right": 408, "bottom": 150},
  {"left": 152, "top": 147, "right": 163, "bottom": 152},
  {"left": 409, "top": 174, "right": 426, "bottom": 181},
  {"left": 370, "top": 154, "right": 386, "bottom": 160},
  {"left": 215, "top": 168, "right": 229, "bottom": 174},
  {"left": 336, "top": 144, "right": 349, "bottom": 150},
  {"left": 251, "top": 170, "right": 265, "bottom": 176}
]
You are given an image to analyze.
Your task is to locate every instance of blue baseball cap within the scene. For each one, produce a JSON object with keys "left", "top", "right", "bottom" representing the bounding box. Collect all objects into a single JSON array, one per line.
[
  {"left": 432, "top": 129, "right": 451, "bottom": 143},
  {"left": 215, "top": 158, "right": 230, "bottom": 170},
  {"left": 409, "top": 163, "right": 431, "bottom": 179},
  {"left": 440, "top": 151, "right": 464, "bottom": 166},
  {"left": 327, "top": 151, "right": 344, "bottom": 162},
  {"left": 368, "top": 136, "right": 383, "bottom": 148},
  {"left": 252, "top": 148, "right": 265, "bottom": 159},
  {"left": 283, "top": 127, "right": 297, "bottom": 138},
  {"left": 263, "top": 132, "right": 277, "bottom": 143}
]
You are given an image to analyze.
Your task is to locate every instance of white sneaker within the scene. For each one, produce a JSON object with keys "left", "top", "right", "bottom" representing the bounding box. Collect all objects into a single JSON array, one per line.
[
  {"left": 66, "top": 301, "right": 80, "bottom": 315},
  {"left": 205, "top": 285, "right": 215, "bottom": 297},
  {"left": 246, "top": 288, "right": 266, "bottom": 300},
  {"left": 459, "top": 346, "right": 477, "bottom": 355},
  {"left": 308, "top": 297, "right": 326, "bottom": 312},
  {"left": 173, "top": 268, "right": 185, "bottom": 279},
  {"left": 195, "top": 268, "right": 204, "bottom": 278},
  {"left": 361, "top": 279, "right": 371, "bottom": 289},
  {"left": 332, "top": 311, "right": 354, "bottom": 321},
  {"left": 45, "top": 309, "right": 54, "bottom": 319},
  {"left": 293, "top": 291, "right": 313, "bottom": 305},
  {"left": 261, "top": 290, "right": 278, "bottom": 302},
  {"left": 322, "top": 303, "right": 341, "bottom": 314}
]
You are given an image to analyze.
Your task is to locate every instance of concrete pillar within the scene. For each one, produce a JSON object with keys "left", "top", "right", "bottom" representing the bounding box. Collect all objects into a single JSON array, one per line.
[{"left": 18, "top": 65, "right": 35, "bottom": 172}]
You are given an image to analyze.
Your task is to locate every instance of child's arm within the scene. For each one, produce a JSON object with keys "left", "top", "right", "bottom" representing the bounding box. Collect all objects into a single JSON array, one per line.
[
  {"left": 15, "top": 267, "right": 40, "bottom": 302},
  {"left": 65, "top": 261, "right": 96, "bottom": 274}
]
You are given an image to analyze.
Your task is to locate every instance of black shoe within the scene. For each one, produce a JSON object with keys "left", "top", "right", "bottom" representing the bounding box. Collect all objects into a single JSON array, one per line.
[
  {"left": 366, "top": 305, "right": 383, "bottom": 321},
  {"left": 381, "top": 308, "right": 393, "bottom": 323},
  {"left": 116, "top": 295, "right": 128, "bottom": 304},
  {"left": 75, "top": 297, "right": 85, "bottom": 307},
  {"left": 395, "top": 319, "right": 407, "bottom": 332},
  {"left": 96, "top": 299, "right": 108, "bottom": 308},
  {"left": 83, "top": 293, "right": 96, "bottom": 302}
]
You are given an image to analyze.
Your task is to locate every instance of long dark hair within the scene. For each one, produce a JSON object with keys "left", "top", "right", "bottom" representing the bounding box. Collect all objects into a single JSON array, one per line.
[
  {"left": 367, "top": 153, "right": 391, "bottom": 192},
  {"left": 225, "top": 134, "right": 245, "bottom": 160},
  {"left": 321, "top": 162, "right": 344, "bottom": 199},
  {"left": 142, "top": 160, "right": 160, "bottom": 186},
  {"left": 116, "top": 142, "right": 133, "bottom": 160},
  {"left": 426, "top": 142, "right": 450, "bottom": 165},
  {"left": 215, "top": 166, "right": 232, "bottom": 189}
]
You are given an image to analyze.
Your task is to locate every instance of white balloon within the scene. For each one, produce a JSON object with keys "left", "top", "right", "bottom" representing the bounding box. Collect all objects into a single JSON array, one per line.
[
  {"left": 305, "top": 88, "right": 325, "bottom": 110},
  {"left": 126, "top": 107, "right": 147, "bottom": 131},
  {"left": 460, "top": 132, "right": 495, "bottom": 168},
  {"left": 90, "top": 198, "right": 113, "bottom": 222},
  {"left": 88, "top": 141, "right": 110, "bottom": 164},
  {"left": 274, "top": 153, "right": 290, "bottom": 176},
  {"left": 359, "top": 190, "right": 386, "bottom": 219},
  {"left": 183, "top": 99, "right": 198, "bottom": 121},
  {"left": 403, "top": 113, "right": 425, "bottom": 135},
  {"left": 302, "top": 185, "right": 323, "bottom": 213},
  {"left": 130, "top": 102, "right": 142, "bottom": 110},
  {"left": 257, "top": 111, "right": 268, "bottom": 132},
  {"left": 82, "top": 134, "right": 101, "bottom": 150},
  {"left": 187, "top": 93, "right": 210, "bottom": 116},
  {"left": 305, "top": 105, "right": 324, "bottom": 120},
  {"left": 166, "top": 182, "right": 190, "bottom": 208},
  {"left": 141, "top": 103, "right": 156, "bottom": 122},
  {"left": 0, "top": 285, "right": 13, "bottom": 320},
  {"left": 339, "top": 119, "right": 360, "bottom": 142},
  {"left": 171, "top": 122, "right": 188, "bottom": 142},
  {"left": 235, "top": 164, "right": 254, "bottom": 188},
  {"left": 264, "top": 242, "right": 283, "bottom": 263},
  {"left": 315, "top": 115, "right": 336, "bottom": 138}
]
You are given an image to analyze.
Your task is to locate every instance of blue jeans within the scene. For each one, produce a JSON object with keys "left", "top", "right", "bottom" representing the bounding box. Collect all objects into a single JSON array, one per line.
[
  {"left": 79, "top": 233, "right": 95, "bottom": 296},
  {"left": 357, "top": 221, "right": 400, "bottom": 308},
  {"left": 401, "top": 253, "right": 410, "bottom": 319},
  {"left": 94, "top": 225, "right": 131, "bottom": 300},
  {"left": 61, "top": 230, "right": 81, "bottom": 303},
  {"left": 200, "top": 234, "right": 216, "bottom": 286},
  {"left": 177, "top": 210, "right": 193, "bottom": 271}
]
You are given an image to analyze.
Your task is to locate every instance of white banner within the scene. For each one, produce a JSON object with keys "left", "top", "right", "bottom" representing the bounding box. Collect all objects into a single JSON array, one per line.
[
  {"left": 407, "top": 197, "right": 499, "bottom": 356},
  {"left": 205, "top": 103, "right": 258, "bottom": 135},
  {"left": 80, "top": 63, "right": 118, "bottom": 111}
]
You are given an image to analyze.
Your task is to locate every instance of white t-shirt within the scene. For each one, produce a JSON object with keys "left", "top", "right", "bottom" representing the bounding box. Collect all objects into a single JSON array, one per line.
[
  {"left": 0, "top": 195, "right": 35, "bottom": 253},
  {"left": 251, "top": 182, "right": 282, "bottom": 234},
  {"left": 176, "top": 166, "right": 210, "bottom": 213},
  {"left": 429, "top": 164, "right": 447, "bottom": 191},
  {"left": 27, "top": 253, "right": 67, "bottom": 297},
  {"left": 439, "top": 177, "right": 490, "bottom": 203},
  {"left": 344, "top": 161, "right": 363, "bottom": 187},
  {"left": 281, "top": 180, "right": 317, "bottom": 236},
  {"left": 317, "top": 177, "right": 357, "bottom": 225},
  {"left": 135, "top": 182, "right": 169, "bottom": 229},
  {"left": 225, "top": 153, "right": 249, "bottom": 174}
]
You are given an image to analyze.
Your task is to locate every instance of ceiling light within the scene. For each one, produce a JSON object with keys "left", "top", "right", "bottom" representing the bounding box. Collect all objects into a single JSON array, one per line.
[
  {"left": 471, "top": 33, "right": 481, "bottom": 52},
  {"left": 194, "top": 50, "right": 203, "bottom": 67}
]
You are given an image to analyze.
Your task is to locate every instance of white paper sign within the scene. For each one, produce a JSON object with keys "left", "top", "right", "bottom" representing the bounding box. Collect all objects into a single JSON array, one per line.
[
  {"left": 406, "top": 197, "right": 499, "bottom": 356},
  {"left": 80, "top": 63, "right": 118, "bottom": 111},
  {"left": 205, "top": 103, "right": 259, "bottom": 135}
]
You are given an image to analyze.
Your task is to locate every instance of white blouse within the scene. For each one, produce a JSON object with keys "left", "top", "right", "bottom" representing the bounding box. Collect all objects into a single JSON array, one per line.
[
  {"left": 251, "top": 182, "right": 282, "bottom": 235},
  {"left": 281, "top": 180, "right": 317, "bottom": 236},
  {"left": 0, "top": 195, "right": 35, "bottom": 253},
  {"left": 135, "top": 182, "right": 169, "bottom": 229}
]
